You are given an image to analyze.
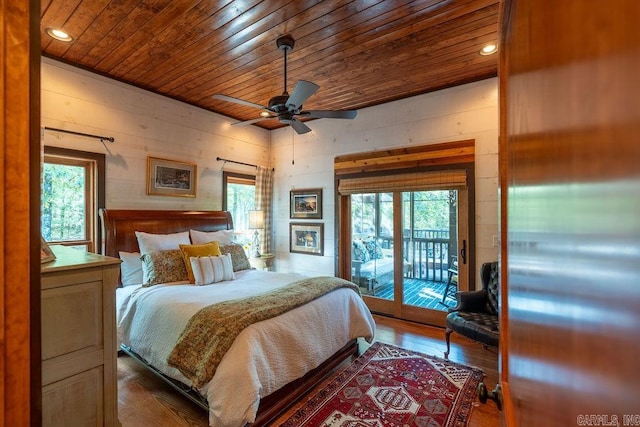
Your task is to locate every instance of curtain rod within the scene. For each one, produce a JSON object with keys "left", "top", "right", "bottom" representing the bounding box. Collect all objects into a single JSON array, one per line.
[
  {"left": 44, "top": 127, "right": 115, "bottom": 143},
  {"left": 216, "top": 157, "right": 274, "bottom": 171},
  {"left": 216, "top": 156, "right": 256, "bottom": 168}
]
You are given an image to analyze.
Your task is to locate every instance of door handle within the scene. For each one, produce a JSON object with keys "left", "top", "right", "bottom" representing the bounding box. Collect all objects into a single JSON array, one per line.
[
  {"left": 460, "top": 240, "right": 467, "bottom": 264},
  {"left": 477, "top": 382, "right": 502, "bottom": 410}
]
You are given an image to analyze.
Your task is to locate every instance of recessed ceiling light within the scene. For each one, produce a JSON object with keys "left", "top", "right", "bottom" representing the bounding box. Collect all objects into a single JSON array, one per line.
[
  {"left": 45, "top": 28, "right": 73, "bottom": 42},
  {"left": 479, "top": 44, "right": 497, "bottom": 56},
  {"left": 260, "top": 111, "right": 271, "bottom": 117}
]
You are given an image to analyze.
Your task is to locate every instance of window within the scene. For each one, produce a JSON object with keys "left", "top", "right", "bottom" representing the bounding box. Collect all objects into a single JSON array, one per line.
[
  {"left": 222, "top": 171, "right": 256, "bottom": 239},
  {"left": 41, "top": 147, "right": 105, "bottom": 252}
]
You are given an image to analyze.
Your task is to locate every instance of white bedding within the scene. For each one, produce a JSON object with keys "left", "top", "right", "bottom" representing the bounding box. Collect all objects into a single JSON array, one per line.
[{"left": 116, "top": 269, "right": 375, "bottom": 427}]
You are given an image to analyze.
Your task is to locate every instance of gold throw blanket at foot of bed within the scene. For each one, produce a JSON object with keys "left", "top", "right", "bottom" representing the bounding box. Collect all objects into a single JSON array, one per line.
[{"left": 167, "top": 276, "right": 361, "bottom": 388}]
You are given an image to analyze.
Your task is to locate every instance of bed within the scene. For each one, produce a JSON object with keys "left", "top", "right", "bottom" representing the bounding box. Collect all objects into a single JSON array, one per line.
[{"left": 99, "top": 209, "right": 375, "bottom": 427}]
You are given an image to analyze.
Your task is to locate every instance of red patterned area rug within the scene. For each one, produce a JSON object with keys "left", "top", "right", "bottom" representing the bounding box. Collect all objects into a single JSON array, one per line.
[{"left": 280, "top": 342, "right": 484, "bottom": 427}]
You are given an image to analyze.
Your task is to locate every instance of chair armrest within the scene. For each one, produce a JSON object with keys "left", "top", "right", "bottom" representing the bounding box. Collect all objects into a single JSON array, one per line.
[{"left": 449, "top": 289, "right": 487, "bottom": 312}]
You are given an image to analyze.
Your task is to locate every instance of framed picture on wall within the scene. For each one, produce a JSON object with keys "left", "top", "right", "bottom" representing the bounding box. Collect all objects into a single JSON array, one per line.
[
  {"left": 147, "top": 156, "right": 197, "bottom": 197},
  {"left": 289, "top": 222, "right": 324, "bottom": 256},
  {"left": 290, "top": 188, "right": 322, "bottom": 219}
]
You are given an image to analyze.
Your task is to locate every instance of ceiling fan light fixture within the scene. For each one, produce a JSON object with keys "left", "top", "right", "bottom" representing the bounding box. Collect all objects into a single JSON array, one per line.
[
  {"left": 479, "top": 43, "right": 497, "bottom": 55},
  {"left": 45, "top": 28, "right": 74, "bottom": 42},
  {"left": 214, "top": 35, "right": 357, "bottom": 134},
  {"left": 276, "top": 35, "right": 295, "bottom": 52}
]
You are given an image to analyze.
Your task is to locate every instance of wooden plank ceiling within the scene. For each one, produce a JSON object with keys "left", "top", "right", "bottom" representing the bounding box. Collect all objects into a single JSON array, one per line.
[{"left": 40, "top": 0, "right": 500, "bottom": 131}]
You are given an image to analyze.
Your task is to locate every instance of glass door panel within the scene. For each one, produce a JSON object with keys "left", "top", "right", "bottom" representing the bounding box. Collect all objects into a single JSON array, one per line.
[
  {"left": 350, "top": 193, "right": 395, "bottom": 302},
  {"left": 402, "top": 190, "right": 458, "bottom": 312}
]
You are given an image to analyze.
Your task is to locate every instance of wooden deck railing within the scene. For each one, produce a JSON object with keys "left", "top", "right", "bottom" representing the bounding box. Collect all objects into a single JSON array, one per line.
[{"left": 377, "top": 229, "right": 453, "bottom": 282}]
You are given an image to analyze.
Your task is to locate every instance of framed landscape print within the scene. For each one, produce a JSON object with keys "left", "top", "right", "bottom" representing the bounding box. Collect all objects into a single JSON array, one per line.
[
  {"left": 289, "top": 222, "right": 324, "bottom": 256},
  {"left": 147, "top": 156, "right": 197, "bottom": 197},
  {"left": 290, "top": 188, "right": 322, "bottom": 219}
]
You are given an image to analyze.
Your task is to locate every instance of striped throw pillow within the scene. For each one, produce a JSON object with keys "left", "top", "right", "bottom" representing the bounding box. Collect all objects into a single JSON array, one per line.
[{"left": 189, "top": 254, "right": 235, "bottom": 285}]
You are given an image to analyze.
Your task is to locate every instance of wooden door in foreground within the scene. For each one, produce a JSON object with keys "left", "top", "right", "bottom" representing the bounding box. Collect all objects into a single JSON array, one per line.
[
  {"left": 1, "top": 0, "right": 41, "bottom": 425},
  {"left": 499, "top": 0, "right": 640, "bottom": 425}
]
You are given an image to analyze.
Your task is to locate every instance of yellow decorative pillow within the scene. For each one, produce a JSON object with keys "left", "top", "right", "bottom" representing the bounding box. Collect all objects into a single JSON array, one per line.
[{"left": 179, "top": 242, "right": 221, "bottom": 283}]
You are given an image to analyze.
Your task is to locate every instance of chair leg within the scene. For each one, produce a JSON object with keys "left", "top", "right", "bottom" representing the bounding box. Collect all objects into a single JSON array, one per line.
[
  {"left": 442, "top": 269, "right": 456, "bottom": 303},
  {"left": 441, "top": 281, "right": 451, "bottom": 303},
  {"left": 444, "top": 328, "right": 452, "bottom": 359}
]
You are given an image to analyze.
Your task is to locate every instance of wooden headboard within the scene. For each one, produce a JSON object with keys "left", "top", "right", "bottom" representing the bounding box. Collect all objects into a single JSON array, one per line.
[{"left": 99, "top": 209, "right": 234, "bottom": 258}]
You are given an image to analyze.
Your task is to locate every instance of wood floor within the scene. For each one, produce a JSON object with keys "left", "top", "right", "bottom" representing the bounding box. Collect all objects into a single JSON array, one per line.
[{"left": 117, "top": 314, "right": 500, "bottom": 426}]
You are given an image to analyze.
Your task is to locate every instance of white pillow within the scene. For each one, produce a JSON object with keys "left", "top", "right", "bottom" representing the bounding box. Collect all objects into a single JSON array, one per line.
[
  {"left": 189, "top": 254, "right": 235, "bottom": 285},
  {"left": 119, "top": 251, "right": 143, "bottom": 286},
  {"left": 189, "top": 229, "right": 234, "bottom": 245},
  {"left": 135, "top": 231, "right": 190, "bottom": 254}
]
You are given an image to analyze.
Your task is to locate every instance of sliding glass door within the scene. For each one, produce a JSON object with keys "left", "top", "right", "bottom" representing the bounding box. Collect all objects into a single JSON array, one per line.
[
  {"left": 349, "top": 188, "right": 469, "bottom": 326},
  {"left": 335, "top": 140, "right": 475, "bottom": 326}
]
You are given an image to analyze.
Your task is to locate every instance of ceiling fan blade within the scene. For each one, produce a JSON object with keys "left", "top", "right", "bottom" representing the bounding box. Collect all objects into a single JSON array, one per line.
[
  {"left": 231, "top": 116, "right": 273, "bottom": 126},
  {"left": 289, "top": 118, "right": 312, "bottom": 134},
  {"left": 213, "top": 94, "right": 269, "bottom": 111},
  {"left": 300, "top": 110, "right": 358, "bottom": 119},
  {"left": 286, "top": 80, "right": 319, "bottom": 110}
]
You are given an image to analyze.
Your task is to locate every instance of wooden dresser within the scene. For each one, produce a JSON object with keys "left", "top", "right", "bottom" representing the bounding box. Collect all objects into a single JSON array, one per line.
[{"left": 41, "top": 245, "right": 121, "bottom": 426}]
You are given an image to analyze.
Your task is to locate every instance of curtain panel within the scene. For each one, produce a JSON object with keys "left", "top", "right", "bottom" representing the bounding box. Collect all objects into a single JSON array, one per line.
[{"left": 255, "top": 166, "right": 274, "bottom": 254}]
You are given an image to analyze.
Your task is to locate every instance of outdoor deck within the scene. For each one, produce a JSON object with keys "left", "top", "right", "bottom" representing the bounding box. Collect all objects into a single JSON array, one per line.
[
  {"left": 356, "top": 229, "right": 459, "bottom": 310},
  {"left": 367, "top": 278, "right": 457, "bottom": 311}
]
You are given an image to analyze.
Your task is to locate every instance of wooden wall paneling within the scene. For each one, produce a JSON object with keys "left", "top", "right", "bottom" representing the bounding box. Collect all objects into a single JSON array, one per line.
[
  {"left": 501, "top": 0, "right": 640, "bottom": 425},
  {"left": 2, "top": 0, "right": 41, "bottom": 425},
  {"left": 40, "top": 57, "right": 271, "bottom": 212}
]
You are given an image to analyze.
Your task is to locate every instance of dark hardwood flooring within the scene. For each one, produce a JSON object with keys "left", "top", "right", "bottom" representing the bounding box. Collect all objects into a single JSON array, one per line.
[{"left": 118, "top": 314, "right": 500, "bottom": 426}]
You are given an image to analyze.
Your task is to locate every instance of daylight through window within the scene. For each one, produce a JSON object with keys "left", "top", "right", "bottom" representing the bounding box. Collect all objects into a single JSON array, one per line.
[{"left": 41, "top": 148, "right": 104, "bottom": 252}]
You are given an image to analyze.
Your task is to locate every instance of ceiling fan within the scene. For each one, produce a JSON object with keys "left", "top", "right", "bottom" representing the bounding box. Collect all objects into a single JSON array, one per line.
[{"left": 213, "top": 35, "right": 357, "bottom": 134}]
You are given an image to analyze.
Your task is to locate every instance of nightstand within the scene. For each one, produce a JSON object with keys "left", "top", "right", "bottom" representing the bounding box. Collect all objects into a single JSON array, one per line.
[{"left": 250, "top": 253, "right": 275, "bottom": 271}]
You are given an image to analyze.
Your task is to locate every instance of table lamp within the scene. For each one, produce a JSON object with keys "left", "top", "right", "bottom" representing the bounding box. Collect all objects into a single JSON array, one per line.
[{"left": 248, "top": 210, "right": 264, "bottom": 258}]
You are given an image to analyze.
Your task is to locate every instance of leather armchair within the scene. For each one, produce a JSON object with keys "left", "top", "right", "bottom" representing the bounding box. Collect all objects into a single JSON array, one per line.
[{"left": 444, "top": 261, "right": 499, "bottom": 359}]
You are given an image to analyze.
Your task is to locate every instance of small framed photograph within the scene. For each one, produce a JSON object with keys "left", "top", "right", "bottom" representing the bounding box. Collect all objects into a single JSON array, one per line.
[
  {"left": 147, "top": 156, "right": 197, "bottom": 197},
  {"left": 290, "top": 188, "right": 322, "bottom": 219},
  {"left": 41, "top": 236, "right": 56, "bottom": 264},
  {"left": 290, "top": 222, "right": 324, "bottom": 256}
]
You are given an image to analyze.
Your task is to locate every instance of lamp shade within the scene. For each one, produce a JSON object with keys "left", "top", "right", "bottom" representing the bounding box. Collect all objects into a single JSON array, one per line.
[{"left": 248, "top": 210, "right": 265, "bottom": 229}]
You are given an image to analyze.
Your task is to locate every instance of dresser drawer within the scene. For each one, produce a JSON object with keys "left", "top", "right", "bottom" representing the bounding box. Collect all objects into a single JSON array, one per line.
[
  {"left": 42, "top": 366, "right": 104, "bottom": 427},
  {"left": 41, "top": 280, "right": 103, "bottom": 360}
]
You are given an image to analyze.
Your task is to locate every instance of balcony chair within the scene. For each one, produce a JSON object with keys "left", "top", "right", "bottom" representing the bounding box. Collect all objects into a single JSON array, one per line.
[
  {"left": 444, "top": 261, "right": 499, "bottom": 359},
  {"left": 441, "top": 256, "right": 458, "bottom": 305}
]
